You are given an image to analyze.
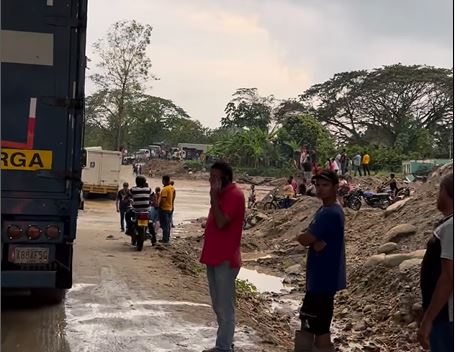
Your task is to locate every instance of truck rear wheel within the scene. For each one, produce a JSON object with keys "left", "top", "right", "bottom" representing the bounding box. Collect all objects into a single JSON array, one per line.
[{"left": 32, "top": 288, "right": 66, "bottom": 305}]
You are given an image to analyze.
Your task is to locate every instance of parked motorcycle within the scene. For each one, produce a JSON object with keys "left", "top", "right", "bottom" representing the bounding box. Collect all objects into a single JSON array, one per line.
[
  {"left": 351, "top": 188, "right": 392, "bottom": 210},
  {"left": 342, "top": 190, "right": 363, "bottom": 211},
  {"left": 376, "top": 185, "right": 411, "bottom": 203},
  {"left": 263, "top": 190, "right": 294, "bottom": 210}
]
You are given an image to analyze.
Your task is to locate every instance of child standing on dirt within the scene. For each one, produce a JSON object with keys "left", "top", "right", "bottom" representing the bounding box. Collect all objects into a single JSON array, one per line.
[{"left": 294, "top": 170, "right": 346, "bottom": 352}]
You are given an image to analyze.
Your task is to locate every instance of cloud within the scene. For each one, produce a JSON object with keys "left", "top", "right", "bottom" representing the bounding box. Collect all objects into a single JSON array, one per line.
[{"left": 86, "top": 0, "right": 452, "bottom": 129}]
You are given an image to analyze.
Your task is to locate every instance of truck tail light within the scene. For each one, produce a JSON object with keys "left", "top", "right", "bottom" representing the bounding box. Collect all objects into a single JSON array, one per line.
[
  {"left": 26, "top": 226, "right": 42, "bottom": 240},
  {"left": 7, "top": 225, "right": 23, "bottom": 239},
  {"left": 45, "top": 225, "right": 60, "bottom": 239}
]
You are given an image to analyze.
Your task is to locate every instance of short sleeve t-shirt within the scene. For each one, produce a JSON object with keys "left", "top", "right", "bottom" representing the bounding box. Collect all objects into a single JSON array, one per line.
[
  {"left": 436, "top": 216, "right": 454, "bottom": 322},
  {"left": 200, "top": 183, "right": 246, "bottom": 268},
  {"left": 160, "top": 185, "right": 174, "bottom": 212},
  {"left": 362, "top": 154, "right": 370, "bottom": 165},
  {"left": 306, "top": 204, "right": 346, "bottom": 294},
  {"left": 130, "top": 187, "right": 151, "bottom": 212},
  {"left": 117, "top": 189, "right": 130, "bottom": 210},
  {"left": 353, "top": 155, "right": 362, "bottom": 166}
]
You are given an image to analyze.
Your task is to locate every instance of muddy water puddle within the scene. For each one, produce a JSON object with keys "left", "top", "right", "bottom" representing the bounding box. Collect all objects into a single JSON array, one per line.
[{"left": 238, "top": 268, "right": 290, "bottom": 294}]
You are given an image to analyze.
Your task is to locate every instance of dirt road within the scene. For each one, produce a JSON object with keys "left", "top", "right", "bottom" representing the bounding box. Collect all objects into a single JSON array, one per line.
[{"left": 2, "top": 170, "right": 277, "bottom": 352}]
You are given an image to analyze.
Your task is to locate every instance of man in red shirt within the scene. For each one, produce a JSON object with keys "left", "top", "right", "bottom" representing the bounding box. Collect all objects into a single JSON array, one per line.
[{"left": 200, "top": 161, "right": 245, "bottom": 352}]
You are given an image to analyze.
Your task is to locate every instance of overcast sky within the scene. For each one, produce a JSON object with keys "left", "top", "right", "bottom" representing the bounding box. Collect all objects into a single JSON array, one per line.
[{"left": 86, "top": 0, "right": 453, "bottom": 128}]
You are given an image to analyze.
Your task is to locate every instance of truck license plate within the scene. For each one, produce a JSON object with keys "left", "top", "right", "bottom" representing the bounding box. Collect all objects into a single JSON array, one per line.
[{"left": 12, "top": 247, "right": 49, "bottom": 264}]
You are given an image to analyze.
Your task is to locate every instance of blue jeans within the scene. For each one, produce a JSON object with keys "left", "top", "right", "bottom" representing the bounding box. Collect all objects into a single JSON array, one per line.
[
  {"left": 120, "top": 208, "right": 127, "bottom": 231},
  {"left": 207, "top": 261, "right": 240, "bottom": 351},
  {"left": 149, "top": 207, "right": 159, "bottom": 223},
  {"left": 430, "top": 320, "right": 453, "bottom": 352},
  {"left": 158, "top": 210, "right": 172, "bottom": 243}
]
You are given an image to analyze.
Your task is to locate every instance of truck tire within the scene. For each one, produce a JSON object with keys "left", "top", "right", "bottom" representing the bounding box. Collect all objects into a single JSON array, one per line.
[{"left": 32, "top": 288, "right": 66, "bottom": 305}]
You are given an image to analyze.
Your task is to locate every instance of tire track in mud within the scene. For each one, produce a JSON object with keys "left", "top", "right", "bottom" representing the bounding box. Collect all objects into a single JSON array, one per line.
[{"left": 65, "top": 266, "right": 261, "bottom": 352}]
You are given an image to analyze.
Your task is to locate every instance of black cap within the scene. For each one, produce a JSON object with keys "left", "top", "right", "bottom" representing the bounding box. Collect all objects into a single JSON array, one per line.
[{"left": 315, "top": 170, "right": 339, "bottom": 185}]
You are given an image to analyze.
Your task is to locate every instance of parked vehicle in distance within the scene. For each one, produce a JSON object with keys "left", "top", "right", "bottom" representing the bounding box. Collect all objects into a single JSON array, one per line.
[{"left": 82, "top": 147, "right": 122, "bottom": 199}]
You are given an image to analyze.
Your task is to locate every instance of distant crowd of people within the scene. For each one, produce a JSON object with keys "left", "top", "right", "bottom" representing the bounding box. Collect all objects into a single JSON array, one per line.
[{"left": 298, "top": 147, "right": 372, "bottom": 182}]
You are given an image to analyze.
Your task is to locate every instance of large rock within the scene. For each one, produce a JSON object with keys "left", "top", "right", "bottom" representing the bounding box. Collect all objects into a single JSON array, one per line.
[
  {"left": 399, "top": 258, "right": 423, "bottom": 273},
  {"left": 384, "top": 198, "right": 411, "bottom": 216},
  {"left": 411, "top": 249, "right": 426, "bottom": 259},
  {"left": 285, "top": 263, "right": 302, "bottom": 275},
  {"left": 384, "top": 253, "right": 414, "bottom": 267},
  {"left": 364, "top": 254, "right": 386, "bottom": 268},
  {"left": 377, "top": 242, "right": 399, "bottom": 254},
  {"left": 386, "top": 224, "right": 417, "bottom": 242},
  {"left": 255, "top": 212, "right": 271, "bottom": 221}
]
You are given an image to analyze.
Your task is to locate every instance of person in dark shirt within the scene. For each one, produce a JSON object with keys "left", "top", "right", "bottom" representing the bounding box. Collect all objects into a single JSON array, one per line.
[
  {"left": 116, "top": 182, "right": 130, "bottom": 232},
  {"left": 294, "top": 170, "right": 346, "bottom": 352},
  {"left": 418, "top": 173, "right": 453, "bottom": 351},
  {"left": 388, "top": 173, "right": 399, "bottom": 196}
]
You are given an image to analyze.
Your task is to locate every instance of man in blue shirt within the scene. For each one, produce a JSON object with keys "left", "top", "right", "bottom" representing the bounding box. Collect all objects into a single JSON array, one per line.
[{"left": 294, "top": 170, "right": 346, "bottom": 352}]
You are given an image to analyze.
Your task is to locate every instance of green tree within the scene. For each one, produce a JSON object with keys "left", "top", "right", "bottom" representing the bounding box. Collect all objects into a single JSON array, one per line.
[
  {"left": 221, "top": 88, "right": 275, "bottom": 131},
  {"left": 127, "top": 95, "right": 209, "bottom": 150},
  {"left": 276, "top": 114, "right": 335, "bottom": 163},
  {"left": 301, "top": 64, "right": 453, "bottom": 155},
  {"left": 208, "top": 128, "right": 278, "bottom": 168},
  {"left": 86, "top": 20, "right": 155, "bottom": 150}
]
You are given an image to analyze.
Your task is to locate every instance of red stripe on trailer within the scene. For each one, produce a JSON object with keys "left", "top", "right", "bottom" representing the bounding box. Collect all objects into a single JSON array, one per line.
[{"left": 1, "top": 98, "right": 37, "bottom": 150}]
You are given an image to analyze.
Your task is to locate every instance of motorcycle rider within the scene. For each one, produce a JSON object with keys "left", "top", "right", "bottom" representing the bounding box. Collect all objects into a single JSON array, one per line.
[
  {"left": 125, "top": 175, "right": 156, "bottom": 244},
  {"left": 388, "top": 173, "right": 399, "bottom": 197}
]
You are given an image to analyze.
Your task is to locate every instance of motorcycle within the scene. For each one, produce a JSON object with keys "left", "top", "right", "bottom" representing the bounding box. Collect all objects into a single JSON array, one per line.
[
  {"left": 342, "top": 189, "right": 363, "bottom": 211},
  {"left": 376, "top": 185, "right": 411, "bottom": 203},
  {"left": 131, "top": 211, "right": 156, "bottom": 251},
  {"left": 351, "top": 188, "right": 392, "bottom": 210},
  {"left": 263, "top": 190, "right": 293, "bottom": 210}
]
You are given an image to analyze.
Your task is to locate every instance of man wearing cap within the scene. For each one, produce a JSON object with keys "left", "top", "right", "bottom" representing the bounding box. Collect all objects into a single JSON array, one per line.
[{"left": 294, "top": 170, "right": 346, "bottom": 352}]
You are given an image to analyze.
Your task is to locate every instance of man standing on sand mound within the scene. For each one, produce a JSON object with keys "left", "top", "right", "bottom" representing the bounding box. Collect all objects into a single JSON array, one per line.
[{"left": 294, "top": 170, "right": 346, "bottom": 352}]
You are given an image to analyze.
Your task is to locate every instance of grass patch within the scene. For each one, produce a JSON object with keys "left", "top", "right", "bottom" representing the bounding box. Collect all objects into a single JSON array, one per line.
[
  {"left": 236, "top": 278, "right": 257, "bottom": 295},
  {"left": 183, "top": 160, "right": 206, "bottom": 171},
  {"left": 190, "top": 263, "right": 205, "bottom": 274}
]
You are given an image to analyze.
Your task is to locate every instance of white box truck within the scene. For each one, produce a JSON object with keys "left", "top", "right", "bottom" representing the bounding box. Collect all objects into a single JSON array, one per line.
[{"left": 82, "top": 147, "right": 122, "bottom": 199}]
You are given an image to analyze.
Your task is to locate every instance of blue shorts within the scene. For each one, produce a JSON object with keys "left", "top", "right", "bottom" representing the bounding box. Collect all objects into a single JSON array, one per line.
[{"left": 430, "top": 320, "right": 453, "bottom": 352}]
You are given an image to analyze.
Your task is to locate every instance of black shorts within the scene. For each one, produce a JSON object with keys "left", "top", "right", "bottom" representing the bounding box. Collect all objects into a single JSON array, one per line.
[{"left": 299, "top": 292, "right": 335, "bottom": 335}]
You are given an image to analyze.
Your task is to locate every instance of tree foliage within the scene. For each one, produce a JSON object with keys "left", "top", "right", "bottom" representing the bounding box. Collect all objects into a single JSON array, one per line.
[
  {"left": 86, "top": 94, "right": 208, "bottom": 151},
  {"left": 221, "top": 88, "right": 275, "bottom": 131},
  {"left": 300, "top": 64, "right": 453, "bottom": 154},
  {"left": 276, "top": 114, "right": 335, "bottom": 164},
  {"left": 87, "top": 20, "right": 155, "bottom": 150}
]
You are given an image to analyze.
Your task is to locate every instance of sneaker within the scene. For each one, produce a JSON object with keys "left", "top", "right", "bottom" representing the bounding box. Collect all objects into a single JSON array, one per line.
[{"left": 202, "top": 345, "right": 234, "bottom": 352}]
